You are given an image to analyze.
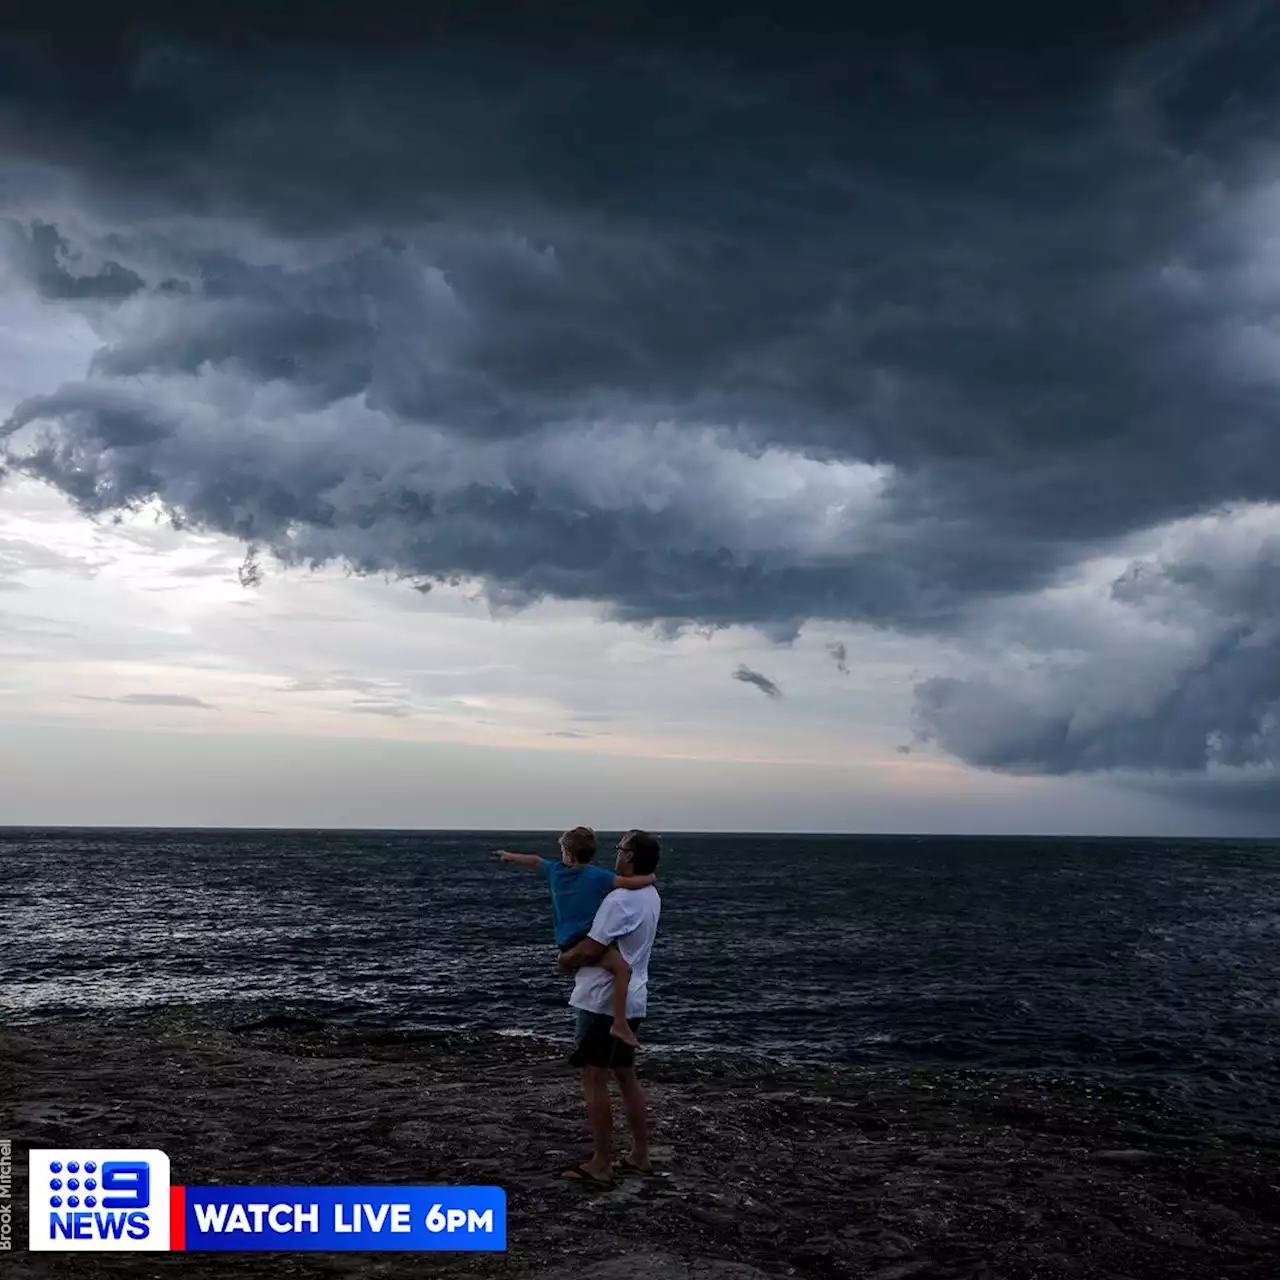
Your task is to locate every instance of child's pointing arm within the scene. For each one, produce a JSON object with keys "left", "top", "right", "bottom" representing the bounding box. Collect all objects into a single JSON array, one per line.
[{"left": 495, "top": 849, "right": 545, "bottom": 869}]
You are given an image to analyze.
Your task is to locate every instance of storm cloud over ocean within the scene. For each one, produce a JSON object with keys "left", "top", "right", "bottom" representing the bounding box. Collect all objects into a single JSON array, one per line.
[{"left": 4, "top": 0, "right": 1280, "bottom": 803}]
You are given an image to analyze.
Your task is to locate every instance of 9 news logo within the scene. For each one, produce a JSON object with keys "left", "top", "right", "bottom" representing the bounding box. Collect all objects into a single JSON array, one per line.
[{"left": 29, "top": 1150, "right": 172, "bottom": 1251}]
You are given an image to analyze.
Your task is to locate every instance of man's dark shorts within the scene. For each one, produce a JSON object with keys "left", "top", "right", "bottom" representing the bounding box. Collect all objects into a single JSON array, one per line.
[{"left": 570, "top": 1009, "right": 644, "bottom": 1070}]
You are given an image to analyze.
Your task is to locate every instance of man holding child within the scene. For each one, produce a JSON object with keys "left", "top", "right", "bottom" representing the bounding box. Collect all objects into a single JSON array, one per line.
[
  {"left": 496, "top": 826, "right": 663, "bottom": 1186},
  {"left": 558, "top": 829, "right": 663, "bottom": 1185}
]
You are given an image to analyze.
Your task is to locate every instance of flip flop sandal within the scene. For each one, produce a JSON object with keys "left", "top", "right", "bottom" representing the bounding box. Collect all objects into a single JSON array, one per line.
[
  {"left": 618, "top": 1155, "right": 657, "bottom": 1176},
  {"left": 562, "top": 1164, "right": 615, "bottom": 1188}
]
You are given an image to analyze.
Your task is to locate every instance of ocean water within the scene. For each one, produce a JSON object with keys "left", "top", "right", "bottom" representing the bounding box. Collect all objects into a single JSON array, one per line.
[{"left": 5, "top": 828, "right": 1279, "bottom": 1133}]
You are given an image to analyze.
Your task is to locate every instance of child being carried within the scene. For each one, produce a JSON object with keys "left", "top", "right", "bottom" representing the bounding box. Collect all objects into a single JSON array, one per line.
[{"left": 495, "top": 826, "right": 656, "bottom": 1046}]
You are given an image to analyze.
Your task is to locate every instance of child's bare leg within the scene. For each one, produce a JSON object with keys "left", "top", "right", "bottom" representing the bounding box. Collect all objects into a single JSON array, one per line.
[{"left": 596, "top": 946, "right": 638, "bottom": 1047}]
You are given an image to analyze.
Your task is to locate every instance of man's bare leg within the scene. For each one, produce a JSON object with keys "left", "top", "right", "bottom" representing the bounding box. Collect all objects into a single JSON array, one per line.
[
  {"left": 612, "top": 1066, "right": 651, "bottom": 1171},
  {"left": 576, "top": 1066, "right": 614, "bottom": 1179},
  {"left": 595, "top": 947, "right": 639, "bottom": 1047}
]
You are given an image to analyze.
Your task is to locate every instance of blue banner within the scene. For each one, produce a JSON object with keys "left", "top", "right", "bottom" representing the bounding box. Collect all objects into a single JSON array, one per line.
[{"left": 181, "top": 1186, "right": 506, "bottom": 1251}]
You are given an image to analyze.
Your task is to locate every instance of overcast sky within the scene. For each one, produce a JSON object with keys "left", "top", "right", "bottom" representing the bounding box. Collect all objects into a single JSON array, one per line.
[{"left": 3, "top": 0, "right": 1280, "bottom": 833}]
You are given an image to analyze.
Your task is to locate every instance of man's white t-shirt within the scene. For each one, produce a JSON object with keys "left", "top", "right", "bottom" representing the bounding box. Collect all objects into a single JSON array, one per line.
[{"left": 569, "top": 885, "right": 661, "bottom": 1020}]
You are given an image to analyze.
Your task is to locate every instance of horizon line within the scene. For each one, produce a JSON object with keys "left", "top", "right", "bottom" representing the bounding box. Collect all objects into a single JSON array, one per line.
[{"left": 0, "top": 824, "right": 1273, "bottom": 842}]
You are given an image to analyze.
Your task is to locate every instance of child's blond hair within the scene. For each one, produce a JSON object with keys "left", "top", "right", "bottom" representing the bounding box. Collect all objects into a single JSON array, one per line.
[{"left": 558, "top": 826, "right": 597, "bottom": 863}]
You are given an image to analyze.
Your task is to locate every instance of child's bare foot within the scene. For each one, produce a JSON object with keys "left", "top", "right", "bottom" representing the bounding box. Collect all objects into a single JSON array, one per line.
[{"left": 611, "top": 1019, "right": 640, "bottom": 1048}]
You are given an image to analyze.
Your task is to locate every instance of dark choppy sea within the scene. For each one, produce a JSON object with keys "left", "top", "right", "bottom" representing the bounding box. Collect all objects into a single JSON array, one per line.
[{"left": 5, "top": 829, "right": 1278, "bottom": 1134}]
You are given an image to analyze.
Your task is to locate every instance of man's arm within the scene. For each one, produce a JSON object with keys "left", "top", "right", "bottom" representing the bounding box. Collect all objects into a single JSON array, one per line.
[
  {"left": 612, "top": 873, "right": 656, "bottom": 890},
  {"left": 557, "top": 936, "right": 609, "bottom": 971},
  {"left": 495, "top": 850, "right": 544, "bottom": 869},
  {"left": 557, "top": 893, "right": 641, "bottom": 971}
]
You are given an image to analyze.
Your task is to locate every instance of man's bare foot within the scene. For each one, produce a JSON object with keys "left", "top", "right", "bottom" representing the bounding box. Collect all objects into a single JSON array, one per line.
[
  {"left": 619, "top": 1152, "right": 654, "bottom": 1175},
  {"left": 611, "top": 1019, "right": 640, "bottom": 1048}
]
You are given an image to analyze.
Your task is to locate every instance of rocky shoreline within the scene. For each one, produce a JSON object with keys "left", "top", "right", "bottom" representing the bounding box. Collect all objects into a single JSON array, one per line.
[{"left": 4, "top": 1009, "right": 1279, "bottom": 1279}]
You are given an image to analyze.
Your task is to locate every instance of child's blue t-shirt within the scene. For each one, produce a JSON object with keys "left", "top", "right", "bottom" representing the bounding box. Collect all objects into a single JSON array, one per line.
[{"left": 541, "top": 860, "right": 617, "bottom": 945}]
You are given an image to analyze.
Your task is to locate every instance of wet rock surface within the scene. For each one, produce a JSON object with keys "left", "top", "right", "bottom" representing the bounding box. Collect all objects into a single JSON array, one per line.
[{"left": 3, "top": 1009, "right": 1279, "bottom": 1279}]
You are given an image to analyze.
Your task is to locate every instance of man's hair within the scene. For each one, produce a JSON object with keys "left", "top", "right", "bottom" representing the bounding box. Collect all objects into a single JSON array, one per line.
[
  {"left": 622, "top": 829, "right": 662, "bottom": 876},
  {"left": 559, "top": 826, "right": 597, "bottom": 863}
]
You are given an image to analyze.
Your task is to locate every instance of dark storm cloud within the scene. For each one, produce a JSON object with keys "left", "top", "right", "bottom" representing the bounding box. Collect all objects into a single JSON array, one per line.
[
  {"left": 914, "top": 655, "right": 1280, "bottom": 776},
  {"left": 0, "top": 219, "right": 144, "bottom": 301},
  {"left": 913, "top": 507, "right": 1280, "bottom": 772},
  {"left": 4, "top": 0, "right": 1280, "bottom": 786},
  {"left": 733, "top": 666, "right": 783, "bottom": 700},
  {"left": 1141, "top": 771, "right": 1280, "bottom": 817}
]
